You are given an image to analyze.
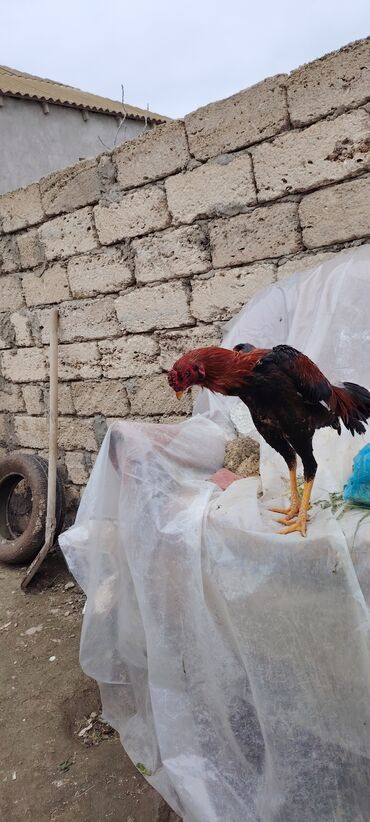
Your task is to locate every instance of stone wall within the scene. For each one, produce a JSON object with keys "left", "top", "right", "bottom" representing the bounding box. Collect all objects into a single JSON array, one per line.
[{"left": 0, "top": 37, "right": 370, "bottom": 518}]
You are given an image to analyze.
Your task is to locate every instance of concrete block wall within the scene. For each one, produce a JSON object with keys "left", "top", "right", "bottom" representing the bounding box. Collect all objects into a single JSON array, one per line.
[{"left": 0, "top": 37, "right": 370, "bottom": 519}]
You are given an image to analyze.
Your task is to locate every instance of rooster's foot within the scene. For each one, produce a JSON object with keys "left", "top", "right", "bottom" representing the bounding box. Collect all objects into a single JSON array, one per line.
[
  {"left": 277, "top": 512, "right": 310, "bottom": 526},
  {"left": 278, "top": 519, "right": 307, "bottom": 537},
  {"left": 278, "top": 513, "right": 308, "bottom": 537},
  {"left": 278, "top": 478, "right": 314, "bottom": 537},
  {"left": 278, "top": 515, "right": 307, "bottom": 537},
  {"left": 269, "top": 502, "right": 300, "bottom": 520}
]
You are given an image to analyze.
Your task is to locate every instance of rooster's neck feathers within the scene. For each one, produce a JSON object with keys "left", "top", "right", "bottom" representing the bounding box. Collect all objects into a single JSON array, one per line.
[{"left": 181, "top": 346, "right": 268, "bottom": 394}]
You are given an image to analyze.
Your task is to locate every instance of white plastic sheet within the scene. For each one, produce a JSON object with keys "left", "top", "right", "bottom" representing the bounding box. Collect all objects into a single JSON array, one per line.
[{"left": 60, "top": 245, "right": 370, "bottom": 821}]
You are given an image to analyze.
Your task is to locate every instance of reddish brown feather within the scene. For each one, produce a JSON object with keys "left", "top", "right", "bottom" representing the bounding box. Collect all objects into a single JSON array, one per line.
[
  {"left": 330, "top": 386, "right": 360, "bottom": 423},
  {"left": 176, "top": 347, "right": 269, "bottom": 394},
  {"left": 284, "top": 351, "right": 331, "bottom": 395},
  {"left": 278, "top": 350, "right": 364, "bottom": 423}
]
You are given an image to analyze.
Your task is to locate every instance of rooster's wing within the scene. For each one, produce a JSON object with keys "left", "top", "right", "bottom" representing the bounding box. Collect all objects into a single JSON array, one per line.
[{"left": 257, "top": 344, "right": 332, "bottom": 404}]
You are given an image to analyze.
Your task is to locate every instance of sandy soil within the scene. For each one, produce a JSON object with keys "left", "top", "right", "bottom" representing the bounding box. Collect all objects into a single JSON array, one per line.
[{"left": 0, "top": 551, "right": 180, "bottom": 822}]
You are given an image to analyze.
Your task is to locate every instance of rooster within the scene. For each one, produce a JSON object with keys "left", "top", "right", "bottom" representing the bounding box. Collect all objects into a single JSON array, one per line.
[{"left": 168, "top": 344, "right": 370, "bottom": 536}]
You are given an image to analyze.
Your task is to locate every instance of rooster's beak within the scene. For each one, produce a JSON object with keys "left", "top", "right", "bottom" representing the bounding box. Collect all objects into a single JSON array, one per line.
[{"left": 176, "top": 391, "right": 184, "bottom": 400}]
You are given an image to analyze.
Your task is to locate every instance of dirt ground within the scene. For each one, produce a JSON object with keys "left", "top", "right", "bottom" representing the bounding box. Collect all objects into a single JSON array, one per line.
[{"left": 0, "top": 551, "right": 180, "bottom": 822}]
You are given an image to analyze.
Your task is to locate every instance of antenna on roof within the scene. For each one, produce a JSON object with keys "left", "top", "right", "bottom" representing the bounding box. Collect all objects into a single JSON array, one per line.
[
  {"left": 98, "top": 81, "right": 128, "bottom": 151},
  {"left": 113, "top": 84, "right": 128, "bottom": 147}
]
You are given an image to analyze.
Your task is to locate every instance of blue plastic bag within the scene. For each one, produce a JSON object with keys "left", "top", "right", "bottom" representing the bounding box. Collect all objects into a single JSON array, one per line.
[{"left": 343, "top": 443, "right": 370, "bottom": 507}]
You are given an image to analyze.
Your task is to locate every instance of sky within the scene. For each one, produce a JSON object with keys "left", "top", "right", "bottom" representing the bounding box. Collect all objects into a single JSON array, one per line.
[{"left": 2, "top": 1, "right": 369, "bottom": 118}]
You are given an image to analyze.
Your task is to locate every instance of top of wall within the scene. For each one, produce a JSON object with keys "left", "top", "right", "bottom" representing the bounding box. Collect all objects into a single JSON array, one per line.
[
  {"left": 0, "top": 36, "right": 369, "bottom": 234},
  {"left": 184, "top": 36, "right": 370, "bottom": 159},
  {"left": 0, "top": 64, "right": 169, "bottom": 123}
]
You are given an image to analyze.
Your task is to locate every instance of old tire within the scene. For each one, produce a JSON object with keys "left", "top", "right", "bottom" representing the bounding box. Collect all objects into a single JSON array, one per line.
[{"left": 0, "top": 453, "right": 66, "bottom": 565}]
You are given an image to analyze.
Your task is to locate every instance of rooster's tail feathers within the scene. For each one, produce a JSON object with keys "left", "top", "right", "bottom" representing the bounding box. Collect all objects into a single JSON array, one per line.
[{"left": 330, "top": 382, "right": 370, "bottom": 436}]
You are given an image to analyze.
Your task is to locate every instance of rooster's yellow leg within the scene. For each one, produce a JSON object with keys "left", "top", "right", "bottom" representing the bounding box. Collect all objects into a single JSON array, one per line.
[
  {"left": 269, "top": 467, "right": 300, "bottom": 520},
  {"left": 278, "top": 478, "right": 314, "bottom": 537}
]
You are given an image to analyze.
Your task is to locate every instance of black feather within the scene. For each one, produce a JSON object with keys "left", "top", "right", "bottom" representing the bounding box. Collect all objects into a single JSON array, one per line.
[
  {"left": 343, "top": 381, "right": 370, "bottom": 410},
  {"left": 342, "top": 381, "right": 370, "bottom": 435},
  {"left": 233, "top": 343, "right": 256, "bottom": 353}
]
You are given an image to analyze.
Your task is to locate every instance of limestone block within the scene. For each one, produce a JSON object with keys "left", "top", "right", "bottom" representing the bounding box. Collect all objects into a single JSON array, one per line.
[
  {"left": 115, "top": 121, "right": 189, "bottom": 189},
  {"left": 128, "top": 374, "right": 192, "bottom": 415},
  {"left": 38, "top": 207, "right": 98, "bottom": 261},
  {"left": 210, "top": 203, "right": 301, "bottom": 268},
  {"left": 158, "top": 325, "right": 221, "bottom": 370},
  {"left": 94, "top": 185, "right": 170, "bottom": 244},
  {"left": 56, "top": 417, "right": 98, "bottom": 451},
  {"left": 185, "top": 75, "right": 288, "bottom": 160},
  {"left": 0, "top": 381, "right": 24, "bottom": 412},
  {"left": 38, "top": 297, "right": 119, "bottom": 343},
  {"left": 68, "top": 247, "right": 133, "bottom": 297},
  {"left": 10, "top": 309, "right": 38, "bottom": 347},
  {"left": 40, "top": 160, "right": 101, "bottom": 216},
  {"left": 299, "top": 177, "right": 370, "bottom": 248},
  {"left": 0, "top": 183, "right": 44, "bottom": 233},
  {"left": 21, "top": 384, "right": 44, "bottom": 415},
  {"left": 58, "top": 342, "right": 101, "bottom": 381},
  {"left": 64, "top": 451, "right": 91, "bottom": 485},
  {"left": 48, "top": 383, "right": 74, "bottom": 415},
  {"left": 166, "top": 154, "right": 256, "bottom": 224},
  {"left": 71, "top": 379, "right": 129, "bottom": 416},
  {"left": 16, "top": 229, "right": 45, "bottom": 270},
  {"left": 133, "top": 225, "right": 211, "bottom": 284},
  {"left": 277, "top": 250, "right": 339, "bottom": 280},
  {"left": 0, "top": 313, "right": 15, "bottom": 348},
  {"left": 115, "top": 281, "right": 192, "bottom": 332},
  {"left": 287, "top": 38, "right": 370, "bottom": 126},
  {"left": 21, "top": 383, "right": 74, "bottom": 415},
  {"left": 22, "top": 263, "right": 70, "bottom": 307},
  {"left": 191, "top": 264, "right": 276, "bottom": 322},
  {"left": 253, "top": 109, "right": 370, "bottom": 200},
  {"left": 0, "top": 413, "right": 9, "bottom": 442},
  {"left": 0, "top": 235, "right": 19, "bottom": 273},
  {"left": 13, "top": 415, "right": 47, "bottom": 449},
  {"left": 99, "top": 335, "right": 160, "bottom": 379},
  {"left": 0, "top": 274, "right": 24, "bottom": 311},
  {"left": 1, "top": 348, "right": 47, "bottom": 382}
]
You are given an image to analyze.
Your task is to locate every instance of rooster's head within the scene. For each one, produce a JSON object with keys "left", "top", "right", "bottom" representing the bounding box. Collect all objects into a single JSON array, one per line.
[{"left": 167, "top": 352, "right": 206, "bottom": 399}]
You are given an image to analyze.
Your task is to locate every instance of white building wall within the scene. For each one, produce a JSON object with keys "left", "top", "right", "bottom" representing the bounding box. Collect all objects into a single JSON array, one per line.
[{"left": 0, "top": 96, "right": 146, "bottom": 194}]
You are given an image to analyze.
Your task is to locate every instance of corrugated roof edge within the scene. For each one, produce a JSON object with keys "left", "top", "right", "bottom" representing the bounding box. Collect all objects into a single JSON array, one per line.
[{"left": 0, "top": 65, "right": 170, "bottom": 124}]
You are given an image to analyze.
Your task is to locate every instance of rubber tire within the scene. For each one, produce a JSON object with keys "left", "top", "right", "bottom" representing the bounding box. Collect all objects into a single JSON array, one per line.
[{"left": 0, "top": 452, "right": 66, "bottom": 565}]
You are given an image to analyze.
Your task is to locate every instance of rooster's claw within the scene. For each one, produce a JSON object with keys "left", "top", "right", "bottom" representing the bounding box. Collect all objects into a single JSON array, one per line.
[{"left": 278, "top": 517, "right": 307, "bottom": 537}]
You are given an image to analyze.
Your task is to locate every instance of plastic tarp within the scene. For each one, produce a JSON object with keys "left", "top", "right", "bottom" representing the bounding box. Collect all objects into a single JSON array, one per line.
[{"left": 60, "top": 244, "right": 370, "bottom": 821}]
